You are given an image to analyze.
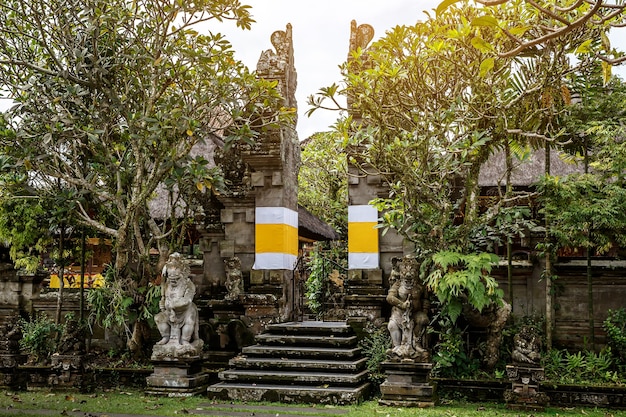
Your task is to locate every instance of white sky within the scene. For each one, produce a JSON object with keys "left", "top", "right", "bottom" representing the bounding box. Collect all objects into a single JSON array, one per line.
[
  {"left": 1, "top": 0, "right": 625, "bottom": 141},
  {"left": 205, "top": 0, "right": 442, "bottom": 140}
]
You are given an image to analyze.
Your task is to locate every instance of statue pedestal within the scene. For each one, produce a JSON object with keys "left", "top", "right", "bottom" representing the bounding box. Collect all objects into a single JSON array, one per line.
[
  {"left": 0, "top": 353, "right": 27, "bottom": 390},
  {"left": 504, "top": 364, "right": 549, "bottom": 411},
  {"left": 49, "top": 354, "right": 92, "bottom": 392},
  {"left": 379, "top": 361, "right": 436, "bottom": 407},
  {"left": 146, "top": 356, "right": 209, "bottom": 397}
]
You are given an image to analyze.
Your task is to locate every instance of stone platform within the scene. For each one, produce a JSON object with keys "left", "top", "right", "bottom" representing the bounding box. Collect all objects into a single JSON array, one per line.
[
  {"left": 379, "top": 361, "right": 436, "bottom": 407},
  {"left": 146, "top": 356, "right": 209, "bottom": 397}
]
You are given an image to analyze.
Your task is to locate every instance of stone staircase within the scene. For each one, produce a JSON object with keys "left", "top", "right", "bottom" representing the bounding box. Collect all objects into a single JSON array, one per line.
[{"left": 206, "top": 321, "right": 370, "bottom": 405}]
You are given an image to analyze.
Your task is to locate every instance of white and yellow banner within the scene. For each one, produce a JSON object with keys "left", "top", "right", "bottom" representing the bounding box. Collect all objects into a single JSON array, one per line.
[
  {"left": 253, "top": 207, "right": 298, "bottom": 270},
  {"left": 348, "top": 204, "right": 379, "bottom": 269}
]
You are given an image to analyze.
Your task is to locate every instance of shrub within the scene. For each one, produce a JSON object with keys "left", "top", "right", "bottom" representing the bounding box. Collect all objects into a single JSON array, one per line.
[
  {"left": 358, "top": 323, "right": 392, "bottom": 388},
  {"left": 603, "top": 308, "right": 626, "bottom": 362},
  {"left": 19, "top": 313, "right": 64, "bottom": 364}
]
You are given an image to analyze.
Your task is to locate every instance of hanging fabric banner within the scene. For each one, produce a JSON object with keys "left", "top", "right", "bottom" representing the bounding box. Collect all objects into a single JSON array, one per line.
[
  {"left": 253, "top": 206, "right": 298, "bottom": 270},
  {"left": 348, "top": 204, "right": 379, "bottom": 269}
]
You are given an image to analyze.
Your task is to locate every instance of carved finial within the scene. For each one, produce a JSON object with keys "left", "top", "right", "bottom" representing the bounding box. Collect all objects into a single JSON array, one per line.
[{"left": 349, "top": 20, "right": 374, "bottom": 54}]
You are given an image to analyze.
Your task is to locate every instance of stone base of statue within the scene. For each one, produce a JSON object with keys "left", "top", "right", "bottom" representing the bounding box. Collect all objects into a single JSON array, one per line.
[
  {"left": 147, "top": 341, "right": 208, "bottom": 397},
  {"left": 48, "top": 354, "right": 92, "bottom": 392},
  {"left": 0, "top": 353, "right": 27, "bottom": 390},
  {"left": 379, "top": 361, "right": 437, "bottom": 408},
  {"left": 504, "top": 364, "right": 549, "bottom": 411}
]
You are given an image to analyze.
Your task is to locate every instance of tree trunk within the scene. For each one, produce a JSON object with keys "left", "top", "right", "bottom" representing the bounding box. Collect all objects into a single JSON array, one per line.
[
  {"left": 505, "top": 140, "right": 513, "bottom": 311},
  {"left": 545, "top": 145, "right": 553, "bottom": 350},
  {"left": 127, "top": 319, "right": 152, "bottom": 360},
  {"left": 55, "top": 225, "right": 66, "bottom": 325},
  {"left": 588, "top": 244, "right": 594, "bottom": 349}
]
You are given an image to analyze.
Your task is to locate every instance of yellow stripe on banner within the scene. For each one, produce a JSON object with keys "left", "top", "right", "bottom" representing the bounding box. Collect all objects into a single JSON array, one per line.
[
  {"left": 256, "top": 223, "right": 299, "bottom": 255},
  {"left": 348, "top": 221, "right": 379, "bottom": 253}
]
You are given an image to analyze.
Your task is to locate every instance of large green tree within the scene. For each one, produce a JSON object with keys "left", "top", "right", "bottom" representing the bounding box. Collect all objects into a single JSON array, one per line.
[{"left": 0, "top": 0, "right": 287, "bottom": 355}]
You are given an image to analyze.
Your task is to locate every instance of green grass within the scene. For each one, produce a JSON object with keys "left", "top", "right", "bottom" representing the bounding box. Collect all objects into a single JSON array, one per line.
[{"left": 1, "top": 389, "right": 626, "bottom": 417}]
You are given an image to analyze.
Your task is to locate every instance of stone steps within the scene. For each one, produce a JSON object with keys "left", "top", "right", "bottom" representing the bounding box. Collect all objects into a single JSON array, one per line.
[
  {"left": 219, "top": 369, "right": 369, "bottom": 385},
  {"left": 207, "top": 321, "right": 370, "bottom": 405},
  {"left": 207, "top": 382, "right": 370, "bottom": 405},
  {"left": 240, "top": 345, "right": 362, "bottom": 359},
  {"left": 255, "top": 333, "right": 358, "bottom": 347},
  {"left": 229, "top": 356, "right": 368, "bottom": 371}
]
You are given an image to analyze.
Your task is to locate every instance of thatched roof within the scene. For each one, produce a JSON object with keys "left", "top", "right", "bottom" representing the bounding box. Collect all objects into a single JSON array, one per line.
[
  {"left": 298, "top": 205, "right": 338, "bottom": 241},
  {"left": 478, "top": 149, "right": 584, "bottom": 187}
]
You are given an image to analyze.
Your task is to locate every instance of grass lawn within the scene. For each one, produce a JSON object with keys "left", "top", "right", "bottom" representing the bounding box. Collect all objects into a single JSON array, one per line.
[{"left": 1, "top": 389, "right": 626, "bottom": 417}]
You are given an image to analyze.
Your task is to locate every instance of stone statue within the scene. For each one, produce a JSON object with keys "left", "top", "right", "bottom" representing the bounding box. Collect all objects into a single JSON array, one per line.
[
  {"left": 386, "top": 256, "right": 430, "bottom": 361},
  {"left": 511, "top": 325, "right": 542, "bottom": 366},
  {"left": 152, "top": 252, "right": 203, "bottom": 359},
  {"left": 224, "top": 257, "right": 244, "bottom": 302},
  {"left": 0, "top": 315, "right": 22, "bottom": 354},
  {"left": 56, "top": 315, "right": 86, "bottom": 355}
]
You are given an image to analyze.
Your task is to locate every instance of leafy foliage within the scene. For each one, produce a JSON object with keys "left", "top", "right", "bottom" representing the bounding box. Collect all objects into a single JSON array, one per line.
[
  {"left": 304, "top": 241, "right": 346, "bottom": 318},
  {"left": 431, "top": 315, "right": 481, "bottom": 378},
  {"left": 19, "top": 313, "right": 64, "bottom": 364},
  {"left": 0, "top": 0, "right": 287, "bottom": 353},
  {"left": 357, "top": 323, "right": 392, "bottom": 388},
  {"left": 298, "top": 131, "right": 347, "bottom": 237},
  {"left": 426, "top": 251, "right": 502, "bottom": 322},
  {"left": 603, "top": 308, "right": 626, "bottom": 363},
  {"left": 87, "top": 266, "right": 161, "bottom": 337},
  {"left": 542, "top": 348, "right": 620, "bottom": 385},
  {"left": 537, "top": 173, "right": 626, "bottom": 255}
]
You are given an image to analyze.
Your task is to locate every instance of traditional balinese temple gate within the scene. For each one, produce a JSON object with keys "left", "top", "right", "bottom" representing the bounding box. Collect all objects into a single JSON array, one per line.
[{"left": 204, "top": 21, "right": 397, "bottom": 404}]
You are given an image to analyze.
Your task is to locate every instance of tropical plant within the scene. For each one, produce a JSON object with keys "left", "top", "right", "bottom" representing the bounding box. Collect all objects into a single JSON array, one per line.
[
  {"left": 19, "top": 313, "right": 65, "bottom": 364},
  {"left": 357, "top": 323, "right": 392, "bottom": 388},
  {"left": 604, "top": 308, "right": 626, "bottom": 362},
  {"left": 304, "top": 241, "right": 347, "bottom": 318},
  {"left": 431, "top": 314, "right": 481, "bottom": 379},
  {"left": 0, "top": 0, "right": 288, "bottom": 356},
  {"left": 441, "top": 0, "right": 626, "bottom": 69},
  {"left": 298, "top": 131, "right": 348, "bottom": 237},
  {"left": 426, "top": 251, "right": 503, "bottom": 323}
]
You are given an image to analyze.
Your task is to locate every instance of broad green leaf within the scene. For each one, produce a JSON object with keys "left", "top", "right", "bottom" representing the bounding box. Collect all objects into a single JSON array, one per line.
[
  {"left": 479, "top": 58, "right": 495, "bottom": 77},
  {"left": 471, "top": 36, "right": 493, "bottom": 53},
  {"left": 471, "top": 15, "right": 499, "bottom": 27},
  {"left": 602, "top": 61, "right": 612, "bottom": 85},
  {"left": 575, "top": 39, "right": 593, "bottom": 54},
  {"left": 508, "top": 25, "right": 531, "bottom": 36},
  {"left": 436, "top": 0, "right": 462, "bottom": 16}
]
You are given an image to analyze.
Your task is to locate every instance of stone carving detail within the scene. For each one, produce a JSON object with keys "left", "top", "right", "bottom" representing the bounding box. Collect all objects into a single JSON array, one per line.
[
  {"left": 349, "top": 20, "right": 375, "bottom": 52},
  {"left": 386, "top": 256, "right": 430, "bottom": 361},
  {"left": 256, "top": 24, "right": 297, "bottom": 116},
  {"left": 55, "top": 315, "right": 86, "bottom": 355},
  {"left": 511, "top": 325, "right": 542, "bottom": 366},
  {"left": 0, "top": 315, "right": 22, "bottom": 354},
  {"left": 224, "top": 257, "right": 244, "bottom": 302},
  {"left": 152, "top": 252, "right": 203, "bottom": 359}
]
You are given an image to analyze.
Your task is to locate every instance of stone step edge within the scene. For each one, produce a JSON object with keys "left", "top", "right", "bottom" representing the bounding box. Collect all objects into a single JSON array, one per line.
[
  {"left": 219, "top": 369, "right": 369, "bottom": 383},
  {"left": 196, "top": 402, "right": 349, "bottom": 415},
  {"left": 229, "top": 356, "right": 367, "bottom": 370}
]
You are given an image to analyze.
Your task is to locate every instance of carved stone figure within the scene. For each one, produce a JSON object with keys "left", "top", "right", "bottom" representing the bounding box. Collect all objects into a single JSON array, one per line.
[
  {"left": 152, "top": 253, "right": 203, "bottom": 359},
  {"left": 511, "top": 325, "right": 542, "bottom": 366},
  {"left": 224, "top": 257, "right": 244, "bottom": 302},
  {"left": 386, "top": 256, "right": 430, "bottom": 361},
  {"left": 56, "top": 316, "right": 86, "bottom": 355},
  {"left": 0, "top": 315, "right": 22, "bottom": 354}
]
